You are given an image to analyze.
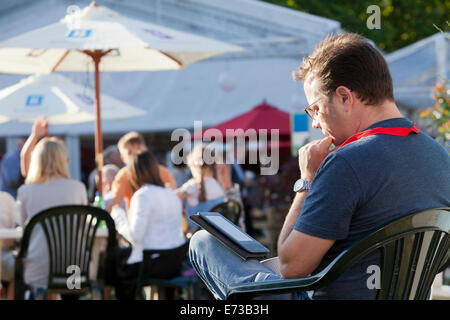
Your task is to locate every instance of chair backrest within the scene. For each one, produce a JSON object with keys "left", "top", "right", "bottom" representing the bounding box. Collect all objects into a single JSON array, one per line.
[
  {"left": 210, "top": 200, "right": 241, "bottom": 225},
  {"left": 316, "top": 208, "right": 450, "bottom": 300},
  {"left": 16, "top": 205, "right": 117, "bottom": 294},
  {"left": 137, "top": 240, "right": 190, "bottom": 287}
]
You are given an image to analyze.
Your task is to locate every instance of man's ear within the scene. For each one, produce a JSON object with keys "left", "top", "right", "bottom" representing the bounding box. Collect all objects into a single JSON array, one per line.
[{"left": 335, "top": 86, "right": 353, "bottom": 112}]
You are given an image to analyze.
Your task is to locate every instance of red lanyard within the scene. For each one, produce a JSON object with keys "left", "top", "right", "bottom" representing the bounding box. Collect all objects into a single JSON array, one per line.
[{"left": 338, "top": 122, "right": 421, "bottom": 150}]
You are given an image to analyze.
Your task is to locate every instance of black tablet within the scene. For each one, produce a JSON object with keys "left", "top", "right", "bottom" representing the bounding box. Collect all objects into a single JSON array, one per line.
[{"left": 196, "top": 212, "right": 269, "bottom": 255}]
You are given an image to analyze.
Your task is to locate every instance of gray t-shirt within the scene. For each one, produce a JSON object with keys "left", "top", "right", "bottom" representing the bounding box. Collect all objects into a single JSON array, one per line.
[
  {"left": 17, "top": 178, "right": 88, "bottom": 288},
  {"left": 294, "top": 118, "right": 450, "bottom": 300}
]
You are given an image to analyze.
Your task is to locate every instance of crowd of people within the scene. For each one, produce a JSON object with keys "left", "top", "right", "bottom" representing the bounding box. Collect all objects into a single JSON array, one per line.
[{"left": 0, "top": 116, "right": 257, "bottom": 300}]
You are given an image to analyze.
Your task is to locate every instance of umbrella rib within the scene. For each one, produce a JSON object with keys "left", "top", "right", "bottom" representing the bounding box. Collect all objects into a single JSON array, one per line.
[
  {"left": 159, "top": 51, "right": 183, "bottom": 68},
  {"left": 50, "top": 50, "right": 70, "bottom": 73}
]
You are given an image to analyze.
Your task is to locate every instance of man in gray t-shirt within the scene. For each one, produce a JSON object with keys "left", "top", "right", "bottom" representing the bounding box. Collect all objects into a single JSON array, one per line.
[
  {"left": 294, "top": 117, "right": 450, "bottom": 299},
  {"left": 188, "top": 33, "right": 450, "bottom": 300}
]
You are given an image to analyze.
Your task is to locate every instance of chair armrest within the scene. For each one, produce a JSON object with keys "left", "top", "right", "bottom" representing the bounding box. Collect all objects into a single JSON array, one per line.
[{"left": 226, "top": 274, "right": 323, "bottom": 300}]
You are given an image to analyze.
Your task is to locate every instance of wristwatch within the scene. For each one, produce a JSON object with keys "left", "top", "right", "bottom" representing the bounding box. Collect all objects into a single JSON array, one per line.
[{"left": 293, "top": 179, "right": 312, "bottom": 193}]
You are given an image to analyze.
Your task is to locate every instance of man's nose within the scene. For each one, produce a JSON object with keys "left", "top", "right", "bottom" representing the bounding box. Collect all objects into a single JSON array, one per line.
[{"left": 312, "top": 118, "right": 321, "bottom": 129}]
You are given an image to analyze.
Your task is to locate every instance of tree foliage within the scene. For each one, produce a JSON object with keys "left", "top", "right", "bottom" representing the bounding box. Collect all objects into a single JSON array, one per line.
[{"left": 261, "top": 0, "right": 450, "bottom": 52}]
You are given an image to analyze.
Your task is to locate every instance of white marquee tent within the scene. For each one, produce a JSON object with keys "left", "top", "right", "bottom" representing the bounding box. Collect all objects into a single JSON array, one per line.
[
  {"left": 0, "top": 0, "right": 340, "bottom": 179},
  {"left": 387, "top": 32, "right": 449, "bottom": 115}
]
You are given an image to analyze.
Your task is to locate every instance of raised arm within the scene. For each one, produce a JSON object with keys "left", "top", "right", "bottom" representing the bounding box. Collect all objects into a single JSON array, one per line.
[
  {"left": 20, "top": 116, "right": 48, "bottom": 178},
  {"left": 278, "top": 137, "right": 335, "bottom": 278}
]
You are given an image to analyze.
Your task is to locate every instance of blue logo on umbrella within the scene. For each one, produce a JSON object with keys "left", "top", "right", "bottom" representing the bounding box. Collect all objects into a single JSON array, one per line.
[
  {"left": 26, "top": 94, "right": 43, "bottom": 106},
  {"left": 142, "top": 28, "right": 173, "bottom": 39},
  {"left": 67, "top": 29, "right": 92, "bottom": 38},
  {"left": 76, "top": 93, "right": 94, "bottom": 105}
]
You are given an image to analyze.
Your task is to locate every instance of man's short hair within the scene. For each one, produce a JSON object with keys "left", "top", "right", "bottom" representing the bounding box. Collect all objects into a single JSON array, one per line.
[
  {"left": 117, "top": 131, "right": 146, "bottom": 151},
  {"left": 293, "top": 33, "right": 394, "bottom": 106},
  {"left": 103, "top": 145, "right": 119, "bottom": 158},
  {"left": 101, "top": 164, "right": 119, "bottom": 182}
]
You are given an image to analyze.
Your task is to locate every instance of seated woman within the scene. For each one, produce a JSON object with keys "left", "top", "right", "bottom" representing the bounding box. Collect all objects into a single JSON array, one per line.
[
  {"left": 0, "top": 191, "right": 17, "bottom": 300},
  {"left": 17, "top": 118, "right": 88, "bottom": 299},
  {"left": 176, "top": 144, "right": 225, "bottom": 235},
  {"left": 110, "top": 151, "right": 186, "bottom": 300}
]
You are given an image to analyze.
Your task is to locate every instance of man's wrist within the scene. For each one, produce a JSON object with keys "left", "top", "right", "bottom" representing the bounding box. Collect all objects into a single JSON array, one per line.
[
  {"left": 293, "top": 178, "right": 312, "bottom": 193},
  {"left": 301, "top": 176, "right": 313, "bottom": 183}
]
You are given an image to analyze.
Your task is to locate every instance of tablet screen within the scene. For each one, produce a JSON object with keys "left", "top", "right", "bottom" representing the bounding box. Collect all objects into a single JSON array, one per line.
[{"left": 204, "top": 215, "right": 254, "bottom": 242}]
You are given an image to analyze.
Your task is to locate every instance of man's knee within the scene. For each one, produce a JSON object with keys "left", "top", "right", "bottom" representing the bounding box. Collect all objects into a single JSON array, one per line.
[{"left": 189, "top": 230, "right": 214, "bottom": 254}]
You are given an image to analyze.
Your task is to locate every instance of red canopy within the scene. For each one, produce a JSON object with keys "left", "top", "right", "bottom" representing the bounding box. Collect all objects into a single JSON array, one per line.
[{"left": 194, "top": 101, "right": 291, "bottom": 140}]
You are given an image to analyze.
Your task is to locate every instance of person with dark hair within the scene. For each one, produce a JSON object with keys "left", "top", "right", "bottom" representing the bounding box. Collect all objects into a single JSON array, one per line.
[
  {"left": 189, "top": 33, "right": 450, "bottom": 300},
  {"left": 109, "top": 151, "right": 186, "bottom": 300},
  {"left": 107, "top": 131, "right": 176, "bottom": 212}
]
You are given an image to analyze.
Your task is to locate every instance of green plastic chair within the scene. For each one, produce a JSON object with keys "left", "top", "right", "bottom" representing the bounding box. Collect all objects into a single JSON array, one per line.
[
  {"left": 226, "top": 208, "right": 450, "bottom": 300},
  {"left": 136, "top": 240, "right": 198, "bottom": 300},
  {"left": 14, "top": 205, "right": 117, "bottom": 300},
  {"left": 211, "top": 200, "right": 241, "bottom": 226}
]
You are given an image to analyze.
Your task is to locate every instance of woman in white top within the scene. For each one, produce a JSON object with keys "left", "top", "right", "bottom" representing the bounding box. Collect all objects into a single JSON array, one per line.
[
  {"left": 110, "top": 150, "right": 185, "bottom": 300},
  {"left": 0, "top": 191, "right": 16, "bottom": 299},
  {"left": 176, "top": 144, "right": 225, "bottom": 234},
  {"left": 17, "top": 117, "right": 87, "bottom": 299}
]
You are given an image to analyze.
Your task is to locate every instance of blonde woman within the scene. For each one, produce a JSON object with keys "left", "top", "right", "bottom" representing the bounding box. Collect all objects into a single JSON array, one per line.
[
  {"left": 17, "top": 118, "right": 87, "bottom": 299},
  {"left": 175, "top": 145, "right": 225, "bottom": 233}
]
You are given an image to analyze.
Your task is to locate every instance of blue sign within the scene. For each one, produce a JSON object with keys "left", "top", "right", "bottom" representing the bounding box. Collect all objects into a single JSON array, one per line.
[
  {"left": 67, "top": 29, "right": 92, "bottom": 38},
  {"left": 290, "top": 113, "right": 309, "bottom": 156},
  {"left": 292, "top": 113, "right": 308, "bottom": 131},
  {"left": 26, "top": 94, "right": 43, "bottom": 106}
]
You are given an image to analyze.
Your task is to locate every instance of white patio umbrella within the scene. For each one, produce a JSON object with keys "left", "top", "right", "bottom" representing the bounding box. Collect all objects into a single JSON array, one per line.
[
  {"left": 0, "top": 1, "right": 242, "bottom": 193},
  {"left": 0, "top": 73, "right": 145, "bottom": 124}
]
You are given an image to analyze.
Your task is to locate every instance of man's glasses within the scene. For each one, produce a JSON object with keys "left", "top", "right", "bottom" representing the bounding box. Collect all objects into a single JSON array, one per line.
[{"left": 304, "top": 98, "right": 322, "bottom": 121}]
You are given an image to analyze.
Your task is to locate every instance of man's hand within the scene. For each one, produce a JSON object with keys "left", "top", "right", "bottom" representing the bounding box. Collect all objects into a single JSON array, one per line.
[
  {"left": 298, "top": 137, "right": 333, "bottom": 182},
  {"left": 32, "top": 116, "right": 48, "bottom": 138}
]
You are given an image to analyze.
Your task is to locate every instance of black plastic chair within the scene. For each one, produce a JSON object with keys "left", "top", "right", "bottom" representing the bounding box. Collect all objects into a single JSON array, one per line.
[
  {"left": 226, "top": 208, "right": 450, "bottom": 300},
  {"left": 135, "top": 240, "right": 200, "bottom": 300},
  {"left": 14, "top": 205, "right": 117, "bottom": 300},
  {"left": 211, "top": 200, "right": 241, "bottom": 226}
]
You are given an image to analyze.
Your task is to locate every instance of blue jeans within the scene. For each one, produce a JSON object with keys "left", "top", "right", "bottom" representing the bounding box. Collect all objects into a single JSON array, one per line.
[{"left": 189, "top": 230, "right": 309, "bottom": 300}]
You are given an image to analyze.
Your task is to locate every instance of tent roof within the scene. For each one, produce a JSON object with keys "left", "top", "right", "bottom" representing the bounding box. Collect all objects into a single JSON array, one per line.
[{"left": 386, "top": 32, "right": 449, "bottom": 110}]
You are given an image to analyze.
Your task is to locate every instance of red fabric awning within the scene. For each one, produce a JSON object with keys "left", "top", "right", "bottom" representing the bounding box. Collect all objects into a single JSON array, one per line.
[{"left": 194, "top": 101, "right": 291, "bottom": 140}]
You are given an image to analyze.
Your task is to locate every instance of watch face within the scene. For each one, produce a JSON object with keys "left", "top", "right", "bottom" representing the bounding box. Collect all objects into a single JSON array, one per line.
[
  {"left": 294, "top": 179, "right": 310, "bottom": 192},
  {"left": 294, "top": 179, "right": 303, "bottom": 192}
]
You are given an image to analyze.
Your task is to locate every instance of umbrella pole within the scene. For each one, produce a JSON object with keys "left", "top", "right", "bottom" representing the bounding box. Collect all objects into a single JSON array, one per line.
[
  {"left": 84, "top": 50, "right": 104, "bottom": 196},
  {"left": 93, "top": 51, "right": 103, "bottom": 196}
]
